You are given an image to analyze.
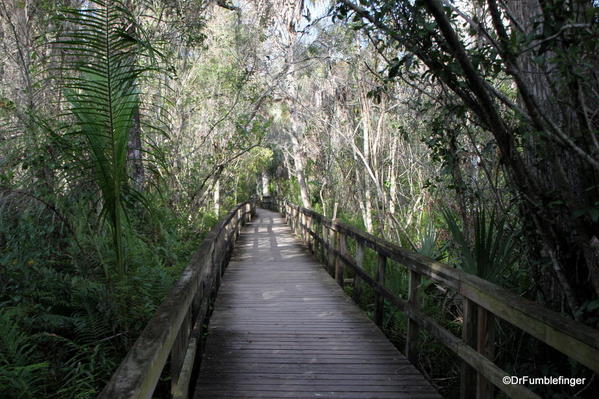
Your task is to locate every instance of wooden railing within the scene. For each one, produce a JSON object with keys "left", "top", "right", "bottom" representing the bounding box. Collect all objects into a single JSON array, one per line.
[
  {"left": 277, "top": 199, "right": 599, "bottom": 399},
  {"left": 258, "top": 195, "right": 277, "bottom": 211},
  {"left": 98, "top": 201, "right": 255, "bottom": 399}
]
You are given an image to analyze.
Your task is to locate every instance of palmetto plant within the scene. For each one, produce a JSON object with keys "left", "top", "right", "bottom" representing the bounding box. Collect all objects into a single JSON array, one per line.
[
  {"left": 443, "top": 207, "right": 519, "bottom": 284},
  {"left": 55, "top": 0, "right": 157, "bottom": 277}
]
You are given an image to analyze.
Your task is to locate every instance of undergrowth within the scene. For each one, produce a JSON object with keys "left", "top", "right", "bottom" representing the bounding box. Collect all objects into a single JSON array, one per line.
[{"left": 0, "top": 191, "right": 211, "bottom": 398}]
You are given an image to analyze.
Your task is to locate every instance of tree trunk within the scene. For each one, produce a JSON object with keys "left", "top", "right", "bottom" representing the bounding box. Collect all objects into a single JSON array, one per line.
[
  {"left": 359, "top": 80, "right": 374, "bottom": 233},
  {"left": 261, "top": 170, "right": 270, "bottom": 197},
  {"left": 128, "top": 107, "right": 145, "bottom": 190},
  {"left": 124, "top": 1, "right": 145, "bottom": 190},
  {"left": 290, "top": 132, "right": 311, "bottom": 208},
  {"left": 505, "top": 0, "right": 599, "bottom": 311},
  {"left": 214, "top": 178, "right": 220, "bottom": 217}
]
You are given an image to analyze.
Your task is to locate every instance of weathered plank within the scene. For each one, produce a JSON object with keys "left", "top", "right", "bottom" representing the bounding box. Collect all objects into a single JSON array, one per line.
[{"left": 194, "top": 209, "right": 440, "bottom": 399}]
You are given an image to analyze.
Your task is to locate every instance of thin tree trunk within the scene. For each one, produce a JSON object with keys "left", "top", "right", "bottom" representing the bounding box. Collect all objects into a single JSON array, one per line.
[
  {"left": 261, "top": 170, "right": 270, "bottom": 197},
  {"left": 290, "top": 131, "right": 311, "bottom": 208},
  {"left": 128, "top": 107, "right": 145, "bottom": 190},
  {"left": 214, "top": 178, "right": 220, "bottom": 217},
  {"left": 359, "top": 80, "right": 373, "bottom": 233}
]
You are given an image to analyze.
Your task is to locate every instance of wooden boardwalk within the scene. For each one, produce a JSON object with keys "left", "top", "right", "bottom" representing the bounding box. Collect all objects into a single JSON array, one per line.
[{"left": 193, "top": 209, "right": 440, "bottom": 399}]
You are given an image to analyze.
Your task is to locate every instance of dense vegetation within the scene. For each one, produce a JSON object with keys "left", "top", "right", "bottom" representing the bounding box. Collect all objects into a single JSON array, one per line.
[{"left": 0, "top": 0, "right": 597, "bottom": 398}]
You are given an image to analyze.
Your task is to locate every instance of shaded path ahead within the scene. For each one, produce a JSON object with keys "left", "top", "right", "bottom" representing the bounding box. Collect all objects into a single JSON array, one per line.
[{"left": 193, "top": 209, "right": 441, "bottom": 399}]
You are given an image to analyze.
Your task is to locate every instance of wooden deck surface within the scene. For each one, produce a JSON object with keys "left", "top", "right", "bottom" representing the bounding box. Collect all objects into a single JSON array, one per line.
[{"left": 193, "top": 209, "right": 441, "bottom": 399}]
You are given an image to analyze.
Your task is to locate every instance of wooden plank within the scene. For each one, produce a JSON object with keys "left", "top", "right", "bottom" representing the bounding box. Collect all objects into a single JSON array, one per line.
[
  {"left": 196, "top": 391, "right": 439, "bottom": 399},
  {"left": 194, "top": 209, "right": 440, "bottom": 399}
]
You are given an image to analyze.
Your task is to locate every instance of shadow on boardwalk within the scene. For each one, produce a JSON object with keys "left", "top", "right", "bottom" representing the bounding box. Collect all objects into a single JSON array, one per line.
[{"left": 194, "top": 208, "right": 441, "bottom": 399}]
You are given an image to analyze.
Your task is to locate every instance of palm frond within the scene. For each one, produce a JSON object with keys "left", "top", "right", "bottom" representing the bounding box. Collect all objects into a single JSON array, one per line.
[
  {"left": 443, "top": 207, "right": 519, "bottom": 284},
  {"left": 54, "top": 0, "right": 157, "bottom": 277}
]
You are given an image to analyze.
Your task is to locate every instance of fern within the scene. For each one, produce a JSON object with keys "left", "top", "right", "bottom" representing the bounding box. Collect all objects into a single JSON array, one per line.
[{"left": 0, "top": 311, "right": 48, "bottom": 399}]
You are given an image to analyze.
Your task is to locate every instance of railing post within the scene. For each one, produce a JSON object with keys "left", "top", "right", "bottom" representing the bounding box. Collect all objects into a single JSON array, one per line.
[
  {"left": 327, "top": 225, "right": 336, "bottom": 276},
  {"left": 460, "top": 298, "right": 478, "bottom": 399},
  {"left": 321, "top": 222, "right": 328, "bottom": 267},
  {"left": 352, "top": 241, "right": 364, "bottom": 303},
  {"left": 335, "top": 228, "right": 346, "bottom": 286},
  {"left": 305, "top": 213, "right": 309, "bottom": 243},
  {"left": 170, "top": 307, "right": 191, "bottom": 396},
  {"left": 301, "top": 212, "right": 307, "bottom": 243},
  {"left": 477, "top": 307, "right": 495, "bottom": 399},
  {"left": 312, "top": 218, "right": 319, "bottom": 256},
  {"left": 213, "top": 235, "right": 221, "bottom": 289},
  {"left": 290, "top": 207, "right": 294, "bottom": 228},
  {"left": 406, "top": 270, "right": 421, "bottom": 364},
  {"left": 374, "top": 253, "right": 386, "bottom": 326},
  {"left": 306, "top": 215, "right": 314, "bottom": 253},
  {"left": 223, "top": 225, "right": 231, "bottom": 276}
]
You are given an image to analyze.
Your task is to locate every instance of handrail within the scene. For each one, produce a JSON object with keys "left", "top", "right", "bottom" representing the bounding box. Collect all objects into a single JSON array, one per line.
[
  {"left": 276, "top": 199, "right": 599, "bottom": 399},
  {"left": 98, "top": 201, "right": 255, "bottom": 399}
]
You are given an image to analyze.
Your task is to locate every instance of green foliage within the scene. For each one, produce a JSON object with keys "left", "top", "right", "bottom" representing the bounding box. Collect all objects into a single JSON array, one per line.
[
  {"left": 0, "top": 311, "right": 48, "bottom": 399},
  {"left": 0, "top": 192, "right": 197, "bottom": 397},
  {"left": 443, "top": 207, "right": 519, "bottom": 283},
  {"left": 416, "top": 222, "right": 444, "bottom": 261},
  {"left": 55, "top": 0, "right": 160, "bottom": 278}
]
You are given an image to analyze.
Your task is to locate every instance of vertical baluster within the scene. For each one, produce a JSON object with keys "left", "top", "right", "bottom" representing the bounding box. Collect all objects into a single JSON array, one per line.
[
  {"left": 321, "top": 222, "right": 327, "bottom": 266},
  {"left": 234, "top": 209, "right": 239, "bottom": 240},
  {"left": 327, "top": 225, "right": 335, "bottom": 276},
  {"left": 308, "top": 215, "right": 313, "bottom": 253},
  {"left": 335, "top": 230, "right": 346, "bottom": 286},
  {"left": 170, "top": 307, "right": 191, "bottom": 396},
  {"left": 477, "top": 307, "right": 495, "bottom": 399},
  {"left": 460, "top": 298, "right": 477, "bottom": 399},
  {"left": 352, "top": 241, "right": 364, "bottom": 303},
  {"left": 311, "top": 217, "right": 318, "bottom": 256},
  {"left": 374, "top": 253, "right": 386, "bottom": 326},
  {"left": 405, "top": 270, "right": 421, "bottom": 363},
  {"left": 291, "top": 208, "right": 294, "bottom": 230},
  {"left": 302, "top": 212, "right": 307, "bottom": 243}
]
